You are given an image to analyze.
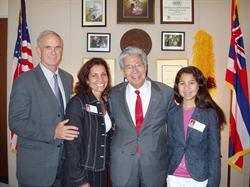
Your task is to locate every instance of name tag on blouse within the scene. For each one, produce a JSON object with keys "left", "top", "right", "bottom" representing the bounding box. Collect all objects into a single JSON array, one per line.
[
  {"left": 188, "top": 119, "right": 206, "bottom": 132},
  {"left": 86, "top": 104, "right": 98, "bottom": 114}
]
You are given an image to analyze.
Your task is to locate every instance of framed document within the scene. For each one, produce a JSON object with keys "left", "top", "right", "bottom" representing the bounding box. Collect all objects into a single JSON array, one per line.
[
  {"left": 82, "top": 58, "right": 116, "bottom": 86},
  {"left": 160, "top": 0, "right": 194, "bottom": 24},
  {"left": 156, "top": 59, "right": 188, "bottom": 87},
  {"left": 82, "top": 0, "right": 106, "bottom": 27}
]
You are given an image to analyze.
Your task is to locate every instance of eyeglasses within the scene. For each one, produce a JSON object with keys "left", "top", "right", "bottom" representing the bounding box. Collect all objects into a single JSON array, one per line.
[{"left": 124, "top": 62, "right": 144, "bottom": 72}]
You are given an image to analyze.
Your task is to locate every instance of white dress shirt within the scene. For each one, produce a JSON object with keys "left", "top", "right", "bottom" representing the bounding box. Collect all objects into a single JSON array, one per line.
[
  {"left": 125, "top": 79, "right": 151, "bottom": 126},
  {"left": 40, "top": 63, "right": 66, "bottom": 110}
]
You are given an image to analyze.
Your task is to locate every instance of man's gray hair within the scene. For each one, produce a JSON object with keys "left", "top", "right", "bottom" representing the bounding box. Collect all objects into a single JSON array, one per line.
[
  {"left": 119, "top": 46, "right": 147, "bottom": 69},
  {"left": 37, "top": 30, "right": 63, "bottom": 48}
]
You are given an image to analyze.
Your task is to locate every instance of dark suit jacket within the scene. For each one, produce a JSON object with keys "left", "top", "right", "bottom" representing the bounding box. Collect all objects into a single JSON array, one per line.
[
  {"left": 109, "top": 77, "right": 176, "bottom": 186},
  {"left": 167, "top": 102, "right": 221, "bottom": 187},
  {"left": 9, "top": 64, "right": 73, "bottom": 186}
]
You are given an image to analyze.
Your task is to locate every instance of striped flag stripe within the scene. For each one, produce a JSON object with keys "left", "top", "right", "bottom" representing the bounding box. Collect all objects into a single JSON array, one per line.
[{"left": 226, "top": 0, "right": 250, "bottom": 172}]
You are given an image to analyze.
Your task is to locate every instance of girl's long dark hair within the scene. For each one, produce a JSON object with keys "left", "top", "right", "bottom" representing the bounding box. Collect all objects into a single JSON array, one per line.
[{"left": 174, "top": 66, "right": 226, "bottom": 129}]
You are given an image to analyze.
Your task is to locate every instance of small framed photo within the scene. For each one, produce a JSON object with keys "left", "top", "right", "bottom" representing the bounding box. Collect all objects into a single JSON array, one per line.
[
  {"left": 82, "top": 0, "right": 106, "bottom": 27},
  {"left": 82, "top": 58, "right": 116, "bottom": 86},
  {"left": 161, "top": 31, "right": 185, "bottom": 51},
  {"left": 117, "top": 0, "right": 155, "bottom": 24},
  {"left": 87, "top": 33, "right": 111, "bottom": 52},
  {"left": 156, "top": 59, "right": 188, "bottom": 87}
]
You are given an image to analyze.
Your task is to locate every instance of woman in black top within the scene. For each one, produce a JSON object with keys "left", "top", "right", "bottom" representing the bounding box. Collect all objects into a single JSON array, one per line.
[{"left": 62, "top": 58, "right": 113, "bottom": 187}]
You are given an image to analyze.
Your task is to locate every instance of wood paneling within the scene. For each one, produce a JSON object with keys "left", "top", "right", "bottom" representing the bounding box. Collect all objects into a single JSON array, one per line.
[{"left": 0, "top": 18, "right": 8, "bottom": 177}]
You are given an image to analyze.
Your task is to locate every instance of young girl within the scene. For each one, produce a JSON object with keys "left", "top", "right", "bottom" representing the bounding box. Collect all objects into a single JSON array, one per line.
[{"left": 167, "top": 66, "right": 226, "bottom": 187}]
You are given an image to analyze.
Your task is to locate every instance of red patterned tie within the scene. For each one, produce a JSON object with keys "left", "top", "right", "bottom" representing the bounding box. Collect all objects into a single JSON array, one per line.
[{"left": 135, "top": 90, "right": 143, "bottom": 153}]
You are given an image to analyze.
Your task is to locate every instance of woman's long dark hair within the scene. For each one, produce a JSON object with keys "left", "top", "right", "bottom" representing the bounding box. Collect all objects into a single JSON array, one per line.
[
  {"left": 74, "top": 58, "right": 111, "bottom": 97},
  {"left": 174, "top": 66, "right": 226, "bottom": 129}
]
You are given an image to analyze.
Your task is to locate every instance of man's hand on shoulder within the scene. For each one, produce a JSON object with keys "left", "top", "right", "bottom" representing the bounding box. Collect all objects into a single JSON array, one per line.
[{"left": 55, "top": 119, "right": 79, "bottom": 140}]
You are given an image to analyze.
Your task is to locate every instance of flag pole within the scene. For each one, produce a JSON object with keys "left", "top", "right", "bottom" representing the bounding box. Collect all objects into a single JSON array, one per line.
[
  {"left": 11, "top": 0, "right": 33, "bottom": 153},
  {"left": 227, "top": 90, "right": 233, "bottom": 187}
]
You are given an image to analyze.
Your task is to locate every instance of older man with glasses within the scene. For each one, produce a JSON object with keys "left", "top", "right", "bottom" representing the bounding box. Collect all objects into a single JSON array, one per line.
[{"left": 109, "top": 46, "right": 176, "bottom": 187}]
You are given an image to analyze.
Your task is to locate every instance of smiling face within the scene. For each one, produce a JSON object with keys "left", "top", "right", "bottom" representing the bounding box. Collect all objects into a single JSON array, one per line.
[
  {"left": 36, "top": 34, "right": 62, "bottom": 73},
  {"left": 121, "top": 55, "right": 147, "bottom": 89},
  {"left": 87, "top": 65, "right": 108, "bottom": 98},
  {"left": 178, "top": 73, "right": 199, "bottom": 105}
]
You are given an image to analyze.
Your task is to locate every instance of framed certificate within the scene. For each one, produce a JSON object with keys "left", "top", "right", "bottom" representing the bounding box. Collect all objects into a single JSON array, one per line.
[
  {"left": 160, "top": 0, "right": 194, "bottom": 24},
  {"left": 156, "top": 59, "right": 188, "bottom": 87}
]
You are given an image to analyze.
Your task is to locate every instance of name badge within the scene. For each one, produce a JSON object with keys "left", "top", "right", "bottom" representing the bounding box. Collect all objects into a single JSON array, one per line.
[
  {"left": 86, "top": 104, "right": 98, "bottom": 114},
  {"left": 188, "top": 119, "right": 206, "bottom": 132}
]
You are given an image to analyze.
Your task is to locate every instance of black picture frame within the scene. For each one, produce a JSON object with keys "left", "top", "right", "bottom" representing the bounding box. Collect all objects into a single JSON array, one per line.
[
  {"left": 87, "top": 33, "right": 111, "bottom": 52},
  {"left": 161, "top": 31, "right": 185, "bottom": 51},
  {"left": 82, "top": 0, "right": 106, "bottom": 27}
]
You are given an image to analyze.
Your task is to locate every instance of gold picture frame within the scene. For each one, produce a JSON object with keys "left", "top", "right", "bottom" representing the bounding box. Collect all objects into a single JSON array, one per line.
[
  {"left": 156, "top": 59, "right": 188, "bottom": 88},
  {"left": 82, "top": 58, "right": 116, "bottom": 86}
]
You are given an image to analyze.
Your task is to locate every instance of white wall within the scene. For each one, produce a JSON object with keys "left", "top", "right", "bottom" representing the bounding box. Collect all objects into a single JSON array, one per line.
[
  {"left": 6, "top": 0, "right": 250, "bottom": 186},
  {"left": 0, "top": 0, "right": 8, "bottom": 18}
]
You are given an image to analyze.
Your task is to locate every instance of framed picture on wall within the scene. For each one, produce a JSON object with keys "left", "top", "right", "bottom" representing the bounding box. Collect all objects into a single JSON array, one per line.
[
  {"left": 161, "top": 31, "right": 185, "bottom": 51},
  {"left": 82, "top": 58, "right": 116, "bottom": 86},
  {"left": 87, "top": 33, "right": 111, "bottom": 52},
  {"left": 82, "top": 0, "right": 106, "bottom": 27},
  {"left": 160, "top": 0, "right": 194, "bottom": 24},
  {"left": 156, "top": 59, "right": 188, "bottom": 87},
  {"left": 117, "top": 0, "right": 155, "bottom": 24}
]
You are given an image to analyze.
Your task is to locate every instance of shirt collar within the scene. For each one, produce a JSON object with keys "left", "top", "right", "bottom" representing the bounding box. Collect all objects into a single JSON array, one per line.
[
  {"left": 40, "top": 63, "right": 59, "bottom": 80},
  {"left": 127, "top": 78, "right": 150, "bottom": 96}
]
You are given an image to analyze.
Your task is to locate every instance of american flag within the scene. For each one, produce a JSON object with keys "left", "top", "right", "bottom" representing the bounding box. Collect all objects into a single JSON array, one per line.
[
  {"left": 225, "top": 0, "right": 250, "bottom": 172},
  {"left": 11, "top": 0, "right": 33, "bottom": 153}
]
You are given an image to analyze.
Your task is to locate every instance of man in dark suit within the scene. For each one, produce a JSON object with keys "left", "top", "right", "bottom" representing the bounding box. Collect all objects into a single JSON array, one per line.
[
  {"left": 9, "top": 30, "right": 79, "bottom": 187},
  {"left": 109, "top": 46, "right": 176, "bottom": 187}
]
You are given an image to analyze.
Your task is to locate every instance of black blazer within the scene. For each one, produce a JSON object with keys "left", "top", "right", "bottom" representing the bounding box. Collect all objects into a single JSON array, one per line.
[
  {"left": 63, "top": 92, "right": 113, "bottom": 186},
  {"left": 167, "top": 102, "right": 221, "bottom": 187}
]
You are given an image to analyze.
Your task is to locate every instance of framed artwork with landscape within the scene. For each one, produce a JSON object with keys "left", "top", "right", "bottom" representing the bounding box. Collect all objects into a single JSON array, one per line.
[
  {"left": 82, "top": 0, "right": 106, "bottom": 27},
  {"left": 161, "top": 31, "right": 185, "bottom": 51},
  {"left": 117, "top": 0, "right": 155, "bottom": 24},
  {"left": 87, "top": 33, "right": 111, "bottom": 52}
]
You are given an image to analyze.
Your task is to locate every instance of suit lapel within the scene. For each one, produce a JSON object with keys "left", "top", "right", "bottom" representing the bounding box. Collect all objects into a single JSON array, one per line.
[
  {"left": 140, "top": 81, "right": 161, "bottom": 132},
  {"left": 35, "top": 65, "right": 60, "bottom": 112},
  {"left": 173, "top": 103, "right": 186, "bottom": 146},
  {"left": 118, "top": 83, "right": 138, "bottom": 133},
  {"left": 186, "top": 107, "right": 201, "bottom": 141}
]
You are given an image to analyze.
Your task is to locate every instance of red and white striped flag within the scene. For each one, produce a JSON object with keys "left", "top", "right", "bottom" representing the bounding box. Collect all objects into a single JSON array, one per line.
[
  {"left": 225, "top": 0, "right": 250, "bottom": 172},
  {"left": 11, "top": 0, "right": 33, "bottom": 153}
]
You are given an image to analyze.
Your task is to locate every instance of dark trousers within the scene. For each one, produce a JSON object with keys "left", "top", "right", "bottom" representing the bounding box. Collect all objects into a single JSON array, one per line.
[{"left": 61, "top": 160, "right": 107, "bottom": 187}]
